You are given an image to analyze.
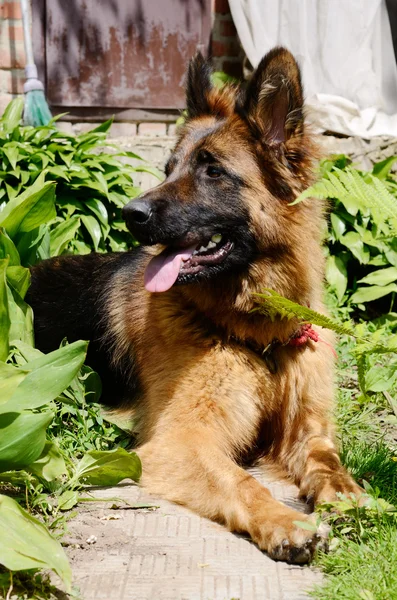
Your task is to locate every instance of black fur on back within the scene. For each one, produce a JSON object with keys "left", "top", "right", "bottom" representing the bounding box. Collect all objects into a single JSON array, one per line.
[{"left": 26, "top": 251, "right": 143, "bottom": 408}]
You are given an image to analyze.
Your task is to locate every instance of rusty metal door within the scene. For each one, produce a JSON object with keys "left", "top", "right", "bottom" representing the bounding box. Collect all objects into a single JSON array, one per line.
[{"left": 34, "top": 0, "right": 211, "bottom": 114}]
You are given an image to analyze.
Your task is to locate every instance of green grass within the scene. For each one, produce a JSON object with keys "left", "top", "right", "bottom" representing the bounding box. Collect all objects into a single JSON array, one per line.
[{"left": 311, "top": 327, "right": 397, "bottom": 600}]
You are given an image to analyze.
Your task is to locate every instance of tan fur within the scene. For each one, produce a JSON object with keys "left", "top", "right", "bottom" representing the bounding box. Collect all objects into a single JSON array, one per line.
[{"left": 105, "top": 49, "right": 362, "bottom": 563}]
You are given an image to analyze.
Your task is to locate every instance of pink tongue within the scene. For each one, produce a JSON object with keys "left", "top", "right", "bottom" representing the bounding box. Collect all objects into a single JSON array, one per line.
[{"left": 144, "top": 245, "right": 196, "bottom": 293}]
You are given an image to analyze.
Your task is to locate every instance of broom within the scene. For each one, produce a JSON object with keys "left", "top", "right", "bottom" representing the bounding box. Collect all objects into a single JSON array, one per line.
[{"left": 20, "top": 0, "right": 52, "bottom": 126}]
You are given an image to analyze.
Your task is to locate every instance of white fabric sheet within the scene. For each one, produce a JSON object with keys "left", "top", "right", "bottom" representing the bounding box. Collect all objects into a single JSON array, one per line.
[{"left": 228, "top": 0, "right": 397, "bottom": 137}]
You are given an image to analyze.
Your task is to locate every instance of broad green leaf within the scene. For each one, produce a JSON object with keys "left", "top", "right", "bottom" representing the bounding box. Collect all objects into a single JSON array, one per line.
[
  {"left": 350, "top": 283, "right": 397, "bottom": 304},
  {"left": 85, "top": 198, "right": 108, "bottom": 225},
  {"left": 0, "top": 410, "right": 53, "bottom": 471},
  {"left": 0, "top": 340, "right": 88, "bottom": 413},
  {"left": 16, "top": 224, "right": 51, "bottom": 265},
  {"left": 89, "top": 118, "right": 113, "bottom": 133},
  {"left": 330, "top": 212, "right": 346, "bottom": 240},
  {"left": 11, "top": 339, "right": 43, "bottom": 363},
  {"left": 293, "top": 520, "right": 318, "bottom": 532},
  {"left": 1, "top": 98, "right": 24, "bottom": 133},
  {"left": 75, "top": 448, "right": 141, "bottom": 486},
  {"left": 0, "top": 362, "right": 29, "bottom": 404},
  {"left": 326, "top": 255, "right": 347, "bottom": 302},
  {"left": 0, "top": 494, "right": 71, "bottom": 590},
  {"left": 27, "top": 441, "right": 67, "bottom": 482},
  {"left": 357, "top": 266, "right": 397, "bottom": 287},
  {"left": 81, "top": 214, "right": 101, "bottom": 250},
  {"left": 0, "top": 175, "right": 56, "bottom": 238},
  {"left": 134, "top": 165, "right": 164, "bottom": 180},
  {"left": 3, "top": 144, "right": 19, "bottom": 170},
  {"left": 49, "top": 215, "right": 80, "bottom": 256},
  {"left": 58, "top": 490, "right": 79, "bottom": 511},
  {"left": 6, "top": 283, "right": 34, "bottom": 346},
  {"left": 365, "top": 365, "right": 397, "bottom": 392},
  {"left": 372, "top": 156, "right": 397, "bottom": 180},
  {"left": 0, "top": 228, "right": 20, "bottom": 265},
  {"left": 0, "top": 259, "right": 10, "bottom": 361},
  {"left": 7, "top": 265, "right": 30, "bottom": 298},
  {"left": 340, "top": 231, "right": 370, "bottom": 264}
]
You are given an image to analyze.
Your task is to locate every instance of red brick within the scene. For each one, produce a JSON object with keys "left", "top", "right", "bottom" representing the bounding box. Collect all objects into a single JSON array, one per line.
[
  {"left": 214, "top": 0, "right": 230, "bottom": 14},
  {"left": 220, "top": 19, "right": 236, "bottom": 37},
  {"left": 0, "top": 2, "right": 22, "bottom": 19},
  {"left": 211, "top": 40, "right": 240, "bottom": 58},
  {"left": 0, "top": 44, "right": 26, "bottom": 69},
  {"left": 8, "top": 25, "right": 24, "bottom": 41}
]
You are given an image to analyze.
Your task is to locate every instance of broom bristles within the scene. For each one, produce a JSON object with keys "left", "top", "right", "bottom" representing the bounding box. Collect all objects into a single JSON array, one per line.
[{"left": 23, "top": 89, "right": 52, "bottom": 127}]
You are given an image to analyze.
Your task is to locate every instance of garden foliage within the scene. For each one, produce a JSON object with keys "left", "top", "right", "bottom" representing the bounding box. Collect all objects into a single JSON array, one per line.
[{"left": 0, "top": 101, "right": 143, "bottom": 592}]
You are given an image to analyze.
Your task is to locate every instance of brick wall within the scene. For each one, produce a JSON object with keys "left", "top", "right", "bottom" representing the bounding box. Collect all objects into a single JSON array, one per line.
[
  {"left": 0, "top": 0, "right": 243, "bottom": 131},
  {"left": 211, "top": 0, "right": 244, "bottom": 79},
  {"left": 0, "top": 0, "right": 25, "bottom": 114}
]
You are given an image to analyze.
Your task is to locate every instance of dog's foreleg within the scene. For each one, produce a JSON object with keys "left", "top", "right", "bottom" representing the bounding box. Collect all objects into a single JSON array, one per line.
[
  {"left": 137, "top": 427, "right": 327, "bottom": 563},
  {"left": 278, "top": 420, "right": 363, "bottom": 506}
]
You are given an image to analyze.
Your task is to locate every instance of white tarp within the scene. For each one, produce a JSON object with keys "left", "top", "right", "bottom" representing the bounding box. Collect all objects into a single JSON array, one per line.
[{"left": 228, "top": 0, "right": 397, "bottom": 138}]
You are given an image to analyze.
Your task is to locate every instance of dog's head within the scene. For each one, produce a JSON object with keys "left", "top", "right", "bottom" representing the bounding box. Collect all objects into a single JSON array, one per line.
[{"left": 123, "top": 47, "right": 318, "bottom": 294}]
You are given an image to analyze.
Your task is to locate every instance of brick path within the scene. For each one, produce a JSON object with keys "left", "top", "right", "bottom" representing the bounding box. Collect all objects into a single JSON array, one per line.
[{"left": 65, "top": 468, "right": 323, "bottom": 600}]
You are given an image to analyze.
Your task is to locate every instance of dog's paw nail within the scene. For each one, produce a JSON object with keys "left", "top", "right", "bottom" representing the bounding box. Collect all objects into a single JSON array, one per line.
[{"left": 282, "top": 539, "right": 290, "bottom": 548}]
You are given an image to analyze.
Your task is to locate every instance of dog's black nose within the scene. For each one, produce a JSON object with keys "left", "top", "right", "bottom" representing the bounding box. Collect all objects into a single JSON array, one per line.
[{"left": 122, "top": 199, "right": 152, "bottom": 225}]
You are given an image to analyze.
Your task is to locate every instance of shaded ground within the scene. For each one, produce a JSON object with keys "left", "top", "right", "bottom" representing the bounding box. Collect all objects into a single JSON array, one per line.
[{"left": 62, "top": 468, "right": 322, "bottom": 600}]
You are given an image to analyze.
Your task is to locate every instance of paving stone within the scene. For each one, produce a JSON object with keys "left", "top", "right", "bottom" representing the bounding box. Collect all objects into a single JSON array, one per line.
[{"left": 65, "top": 468, "right": 322, "bottom": 600}]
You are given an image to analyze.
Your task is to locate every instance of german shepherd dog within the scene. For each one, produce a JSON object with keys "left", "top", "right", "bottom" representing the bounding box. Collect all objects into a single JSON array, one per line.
[{"left": 27, "top": 47, "right": 363, "bottom": 564}]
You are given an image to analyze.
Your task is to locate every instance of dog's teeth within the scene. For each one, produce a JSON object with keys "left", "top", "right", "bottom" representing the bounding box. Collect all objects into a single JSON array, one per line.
[
  {"left": 207, "top": 241, "right": 216, "bottom": 249},
  {"left": 211, "top": 233, "right": 222, "bottom": 243},
  {"left": 198, "top": 246, "right": 206, "bottom": 253}
]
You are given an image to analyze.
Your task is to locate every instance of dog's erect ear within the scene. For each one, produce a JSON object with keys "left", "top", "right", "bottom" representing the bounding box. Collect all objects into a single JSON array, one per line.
[
  {"left": 186, "top": 52, "right": 214, "bottom": 118},
  {"left": 243, "top": 47, "right": 304, "bottom": 148}
]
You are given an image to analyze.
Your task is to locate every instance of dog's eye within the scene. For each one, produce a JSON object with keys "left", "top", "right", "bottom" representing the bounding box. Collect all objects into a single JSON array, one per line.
[{"left": 206, "top": 166, "right": 223, "bottom": 179}]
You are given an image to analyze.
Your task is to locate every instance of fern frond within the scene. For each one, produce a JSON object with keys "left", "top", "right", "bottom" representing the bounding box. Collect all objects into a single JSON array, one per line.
[
  {"left": 292, "top": 166, "right": 397, "bottom": 235},
  {"left": 254, "top": 289, "right": 355, "bottom": 337},
  {"left": 254, "top": 289, "right": 397, "bottom": 356}
]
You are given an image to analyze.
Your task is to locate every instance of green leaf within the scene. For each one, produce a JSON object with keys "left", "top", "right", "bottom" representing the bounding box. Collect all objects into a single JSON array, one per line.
[
  {"left": 372, "top": 156, "right": 397, "bottom": 180},
  {"left": 7, "top": 265, "right": 30, "bottom": 297},
  {"left": 16, "top": 224, "right": 51, "bottom": 265},
  {"left": 58, "top": 490, "right": 79, "bottom": 511},
  {"left": 326, "top": 255, "right": 347, "bottom": 302},
  {"left": 357, "top": 266, "right": 397, "bottom": 287},
  {"left": 0, "top": 494, "right": 71, "bottom": 590},
  {"left": 1, "top": 98, "right": 24, "bottom": 133},
  {"left": 0, "top": 410, "right": 53, "bottom": 471},
  {"left": 340, "top": 231, "right": 370, "bottom": 264},
  {"left": 6, "top": 283, "right": 34, "bottom": 346},
  {"left": 74, "top": 448, "right": 141, "bottom": 486},
  {"left": 85, "top": 198, "right": 108, "bottom": 226},
  {"left": 0, "top": 340, "right": 88, "bottom": 413},
  {"left": 0, "top": 259, "right": 10, "bottom": 360},
  {"left": 49, "top": 215, "right": 81, "bottom": 256},
  {"left": 81, "top": 214, "right": 101, "bottom": 250},
  {"left": 330, "top": 212, "right": 346, "bottom": 240},
  {"left": 350, "top": 284, "right": 397, "bottom": 304},
  {"left": 293, "top": 520, "right": 318, "bottom": 532},
  {"left": 0, "top": 175, "right": 56, "bottom": 238},
  {"left": 0, "top": 228, "right": 20, "bottom": 265},
  {"left": 365, "top": 365, "right": 397, "bottom": 392},
  {"left": 27, "top": 441, "right": 67, "bottom": 482},
  {"left": 89, "top": 118, "right": 113, "bottom": 133},
  {"left": 3, "top": 144, "right": 20, "bottom": 169},
  {"left": 0, "top": 362, "right": 29, "bottom": 405}
]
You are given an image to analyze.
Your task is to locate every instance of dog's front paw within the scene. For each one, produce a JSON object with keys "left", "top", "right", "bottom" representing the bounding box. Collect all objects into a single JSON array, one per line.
[{"left": 251, "top": 510, "right": 329, "bottom": 564}]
